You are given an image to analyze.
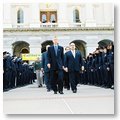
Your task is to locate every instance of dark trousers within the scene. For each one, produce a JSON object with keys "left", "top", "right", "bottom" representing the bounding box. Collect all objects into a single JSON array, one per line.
[
  {"left": 44, "top": 72, "right": 51, "bottom": 90},
  {"left": 110, "top": 64, "right": 114, "bottom": 86},
  {"left": 69, "top": 71, "right": 80, "bottom": 91},
  {"left": 50, "top": 70, "right": 63, "bottom": 92},
  {"left": 11, "top": 71, "right": 16, "bottom": 88},
  {"left": 3, "top": 72, "right": 7, "bottom": 90},
  {"left": 63, "top": 72, "right": 70, "bottom": 89},
  {"left": 99, "top": 66, "right": 104, "bottom": 86},
  {"left": 95, "top": 69, "right": 100, "bottom": 86},
  {"left": 106, "top": 70, "right": 112, "bottom": 88},
  {"left": 6, "top": 70, "right": 12, "bottom": 89},
  {"left": 84, "top": 71, "right": 88, "bottom": 84}
]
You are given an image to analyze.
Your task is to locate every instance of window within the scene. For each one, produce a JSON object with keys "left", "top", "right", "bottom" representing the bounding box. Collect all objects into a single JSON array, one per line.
[
  {"left": 17, "top": 9, "right": 24, "bottom": 23},
  {"left": 73, "top": 9, "right": 80, "bottom": 23},
  {"left": 50, "top": 14, "right": 56, "bottom": 23},
  {"left": 42, "top": 14, "right": 47, "bottom": 23},
  {"left": 40, "top": 11, "right": 57, "bottom": 23}
]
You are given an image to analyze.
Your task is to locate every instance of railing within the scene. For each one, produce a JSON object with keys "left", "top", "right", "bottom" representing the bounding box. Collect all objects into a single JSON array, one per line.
[
  {"left": 40, "top": 22, "right": 58, "bottom": 28},
  {"left": 4, "top": 22, "right": 113, "bottom": 29},
  {"left": 39, "top": 22, "right": 85, "bottom": 28},
  {"left": 11, "top": 22, "right": 84, "bottom": 28},
  {"left": 12, "top": 23, "right": 29, "bottom": 28},
  {"left": 70, "top": 22, "right": 85, "bottom": 27}
]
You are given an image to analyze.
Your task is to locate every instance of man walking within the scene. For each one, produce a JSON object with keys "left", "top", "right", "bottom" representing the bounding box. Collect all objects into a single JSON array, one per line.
[
  {"left": 34, "top": 57, "right": 43, "bottom": 87},
  {"left": 64, "top": 43, "right": 84, "bottom": 93},
  {"left": 63, "top": 46, "right": 70, "bottom": 90},
  {"left": 41, "top": 45, "right": 51, "bottom": 92},
  {"left": 47, "top": 37, "right": 64, "bottom": 94}
]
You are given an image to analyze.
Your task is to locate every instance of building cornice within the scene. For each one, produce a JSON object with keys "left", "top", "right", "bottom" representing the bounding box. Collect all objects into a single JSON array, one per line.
[{"left": 3, "top": 27, "right": 114, "bottom": 32}]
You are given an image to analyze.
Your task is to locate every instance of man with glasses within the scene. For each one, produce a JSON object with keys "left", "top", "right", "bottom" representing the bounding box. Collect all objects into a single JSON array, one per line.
[{"left": 64, "top": 43, "right": 84, "bottom": 93}]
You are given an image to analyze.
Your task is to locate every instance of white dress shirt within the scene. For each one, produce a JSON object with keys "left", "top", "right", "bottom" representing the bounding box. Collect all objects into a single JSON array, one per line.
[{"left": 71, "top": 50, "right": 75, "bottom": 58}]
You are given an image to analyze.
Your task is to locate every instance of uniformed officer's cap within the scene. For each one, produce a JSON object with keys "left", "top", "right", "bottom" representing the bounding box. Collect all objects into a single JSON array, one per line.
[
  {"left": 3, "top": 51, "right": 7, "bottom": 55},
  {"left": 100, "top": 46, "right": 104, "bottom": 49},
  {"left": 96, "top": 48, "right": 99, "bottom": 50}
]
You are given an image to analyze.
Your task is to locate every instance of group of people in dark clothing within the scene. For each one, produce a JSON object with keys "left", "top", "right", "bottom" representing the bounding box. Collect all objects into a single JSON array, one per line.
[
  {"left": 3, "top": 38, "right": 114, "bottom": 94},
  {"left": 3, "top": 52, "right": 35, "bottom": 91},
  {"left": 63, "top": 43, "right": 114, "bottom": 90},
  {"left": 41, "top": 38, "right": 114, "bottom": 95}
]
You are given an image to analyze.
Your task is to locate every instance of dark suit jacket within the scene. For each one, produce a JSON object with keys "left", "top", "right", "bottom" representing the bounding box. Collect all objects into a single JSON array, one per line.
[
  {"left": 64, "top": 50, "right": 83, "bottom": 72},
  {"left": 42, "top": 51, "right": 50, "bottom": 72},
  {"left": 47, "top": 45, "right": 64, "bottom": 70}
]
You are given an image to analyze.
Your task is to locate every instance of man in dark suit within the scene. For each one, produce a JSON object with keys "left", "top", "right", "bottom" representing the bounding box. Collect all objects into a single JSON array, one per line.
[
  {"left": 64, "top": 43, "right": 84, "bottom": 93},
  {"left": 41, "top": 45, "right": 51, "bottom": 92},
  {"left": 63, "top": 46, "right": 70, "bottom": 90},
  {"left": 47, "top": 37, "right": 64, "bottom": 94}
]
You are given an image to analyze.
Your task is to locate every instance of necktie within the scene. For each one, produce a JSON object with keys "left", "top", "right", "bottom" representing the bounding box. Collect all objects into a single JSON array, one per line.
[{"left": 54, "top": 46, "right": 58, "bottom": 55}]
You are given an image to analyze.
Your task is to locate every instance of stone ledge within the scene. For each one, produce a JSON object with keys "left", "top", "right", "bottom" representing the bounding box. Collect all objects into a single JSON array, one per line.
[{"left": 3, "top": 27, "right": 114, "bottom": 32}]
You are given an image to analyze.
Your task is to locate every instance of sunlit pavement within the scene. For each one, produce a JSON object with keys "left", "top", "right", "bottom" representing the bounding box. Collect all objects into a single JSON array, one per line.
[{"left": 3, "top": 81, "right": 114, "bottom": 114}]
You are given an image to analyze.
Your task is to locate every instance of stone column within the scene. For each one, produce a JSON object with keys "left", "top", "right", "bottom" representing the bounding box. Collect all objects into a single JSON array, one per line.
[
  {"left": 85, "top": 3, "right": 96, "bottom": 27},
  {"left": 3, "top": 43, "right": 13, "bottom": 55},
  {"left": 29, "top": 44, "right": 41, "bottom": 54},
  {"left": 67, "top": 6, "right": 73, "bottom": 26},
  {"left": 79, "top": 4, "right": 86, "bottom": 26},
  {"left": 85, "top": 36, "right": 98, "bottom": 56},
  {"left": 3, "top": 4, "right": 12, "bottom": 28},
  {"left": 3, "top": 46, "right": 13, "bottom": 55},
  {"left": 29, "top": 4, "right": 40, "bottom": 28},
  {"left": 86, "top": 43, "right": 98, "bottom": 56},
  {"left": 92, "top": 4, "right": 104, "bottom": 26},
  {"left": 103, "top": 3, "right": 113, "bottom": 26},
  {"left": 3, "top": 36, "right": 13, "bottom": 55},
  {"left": 58, "top": 3, "right": 68, "bottom": 27}
]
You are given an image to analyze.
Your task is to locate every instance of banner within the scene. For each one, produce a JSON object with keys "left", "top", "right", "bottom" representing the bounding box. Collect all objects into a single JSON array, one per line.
[{"left": 22, "top": 54, "right": 41, "bottom": 61}]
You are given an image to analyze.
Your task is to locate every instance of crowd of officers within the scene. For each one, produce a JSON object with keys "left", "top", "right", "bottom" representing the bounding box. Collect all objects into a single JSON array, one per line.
[
  {"left": 3, "top": 52, "right": 35, "bottom": 91},
  {"left": 3, "top": 42, "right": 114, "bottom": 92},
  {"left": 65, "top": 43, "right": 114, "bottom": 89}
]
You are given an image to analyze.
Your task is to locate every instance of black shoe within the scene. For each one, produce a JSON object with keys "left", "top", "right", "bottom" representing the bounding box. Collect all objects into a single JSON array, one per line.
[
  {"left": 54, "top": 91, "right": 57, "bottom": 94},
  {"left": 47, "top": 89, "right": 50, "bottom": 92},
  {"left": 73, "top": 90, "right": 77, "bottom": 93},
  {"left": 67, "top": 88, "right": 70, "bottom": 90},
  {"left": 59, "top": 91, "right": 64, "bottom": 94},
  {"left": 38, "top": 84, "right": 42, "bottom": 87},
  {"left": 64, "top": 86, "right": 67, "bottom": 89}
]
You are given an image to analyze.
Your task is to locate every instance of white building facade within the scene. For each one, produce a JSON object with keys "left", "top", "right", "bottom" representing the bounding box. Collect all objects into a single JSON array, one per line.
[{"left": 3, "top": 3, "right": 114, "bottom": 58}]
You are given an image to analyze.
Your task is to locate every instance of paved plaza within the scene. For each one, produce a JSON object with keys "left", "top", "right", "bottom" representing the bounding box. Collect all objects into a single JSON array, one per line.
[{"left": 3, "top": 82, "right": 114, "bottom": 114}]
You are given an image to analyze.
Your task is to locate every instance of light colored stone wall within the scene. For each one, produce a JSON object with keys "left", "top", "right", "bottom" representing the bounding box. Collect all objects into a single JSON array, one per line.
[
  {"left": 3, "top": 28, "right": 114, "bottom": 56},
  {"left": 3, "top": 3, "right": 114, "bottom": 28}
]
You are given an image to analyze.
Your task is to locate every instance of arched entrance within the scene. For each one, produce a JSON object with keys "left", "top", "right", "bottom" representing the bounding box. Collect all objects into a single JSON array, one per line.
[
  {"left": 98, "top": 39, "right": 113, "bottom": 47},
  {"left": 12, "top": 41, "right": 30, "bottom": 57},
  {"left": 21, "top": 48, "right": 29, "bottom": 54},
  {"left": 70, "top": 40, "right": 86, "bottom": 57},
  {"left": 41, "top": 40, "right": 53, "bottom": 53}
]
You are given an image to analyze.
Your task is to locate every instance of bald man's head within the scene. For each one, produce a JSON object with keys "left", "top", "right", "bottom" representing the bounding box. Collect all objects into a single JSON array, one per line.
[{"left": 53, "top": 36, "right": 58, "bottom": 45}]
